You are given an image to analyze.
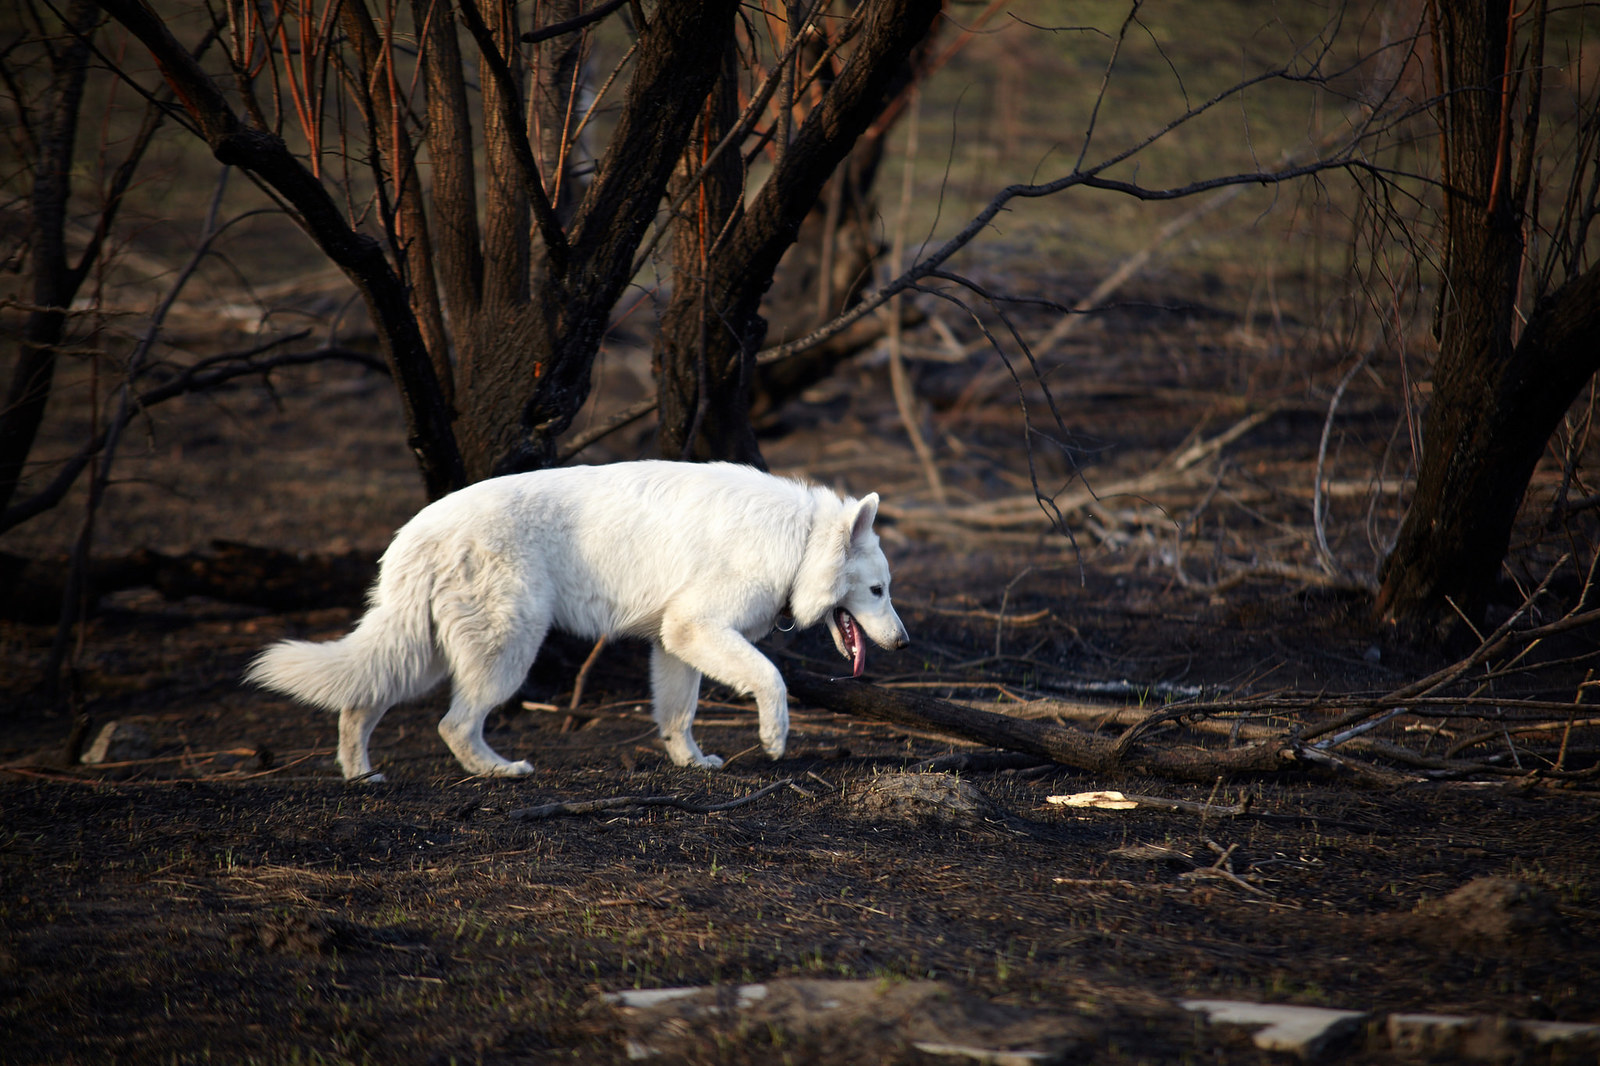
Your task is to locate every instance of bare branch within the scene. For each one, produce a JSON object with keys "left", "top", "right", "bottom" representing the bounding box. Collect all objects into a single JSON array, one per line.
[{"left": 520, "top": 0, "right": 626, "bottom": 45}]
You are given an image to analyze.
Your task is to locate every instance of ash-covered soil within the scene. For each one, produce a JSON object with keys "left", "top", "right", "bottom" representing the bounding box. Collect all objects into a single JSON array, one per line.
[{"left": 4, "top": 316, "right": 1599, "bottom": 1064}]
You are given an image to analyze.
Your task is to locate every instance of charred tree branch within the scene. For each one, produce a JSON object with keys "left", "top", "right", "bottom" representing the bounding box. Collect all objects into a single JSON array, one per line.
[{"left": 520, "top": 0, "right": 626, "bottom": 45}]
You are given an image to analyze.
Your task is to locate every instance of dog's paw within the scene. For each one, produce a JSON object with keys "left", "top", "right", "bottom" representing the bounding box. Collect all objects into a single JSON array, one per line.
[
  {"left": 489, "top": 760, "right": 535, "bottom": 777},
  {"left": 347, "top": 771, "right": 386, "bottom": 785},
  {"left": 662, "top": 733, "right": 724, "bottom": 769},
  {"left": 762, "top": 736, "right": 787, "bottom": 760}
]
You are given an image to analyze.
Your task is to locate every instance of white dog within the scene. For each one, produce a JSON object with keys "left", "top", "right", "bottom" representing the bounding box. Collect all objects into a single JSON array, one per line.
[{"left": 247, "top": 461, "right": 909, "bottom": 781}]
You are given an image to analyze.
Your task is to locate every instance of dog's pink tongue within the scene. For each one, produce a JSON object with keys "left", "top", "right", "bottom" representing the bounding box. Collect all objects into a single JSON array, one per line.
[{"left": 850, "top": 618, "right": 866, "bottom": 677}]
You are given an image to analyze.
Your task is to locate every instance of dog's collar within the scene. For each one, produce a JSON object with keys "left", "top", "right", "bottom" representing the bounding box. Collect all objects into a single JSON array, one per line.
[{"left": 774, "top": 604, "right": 796, "bottom": 632}]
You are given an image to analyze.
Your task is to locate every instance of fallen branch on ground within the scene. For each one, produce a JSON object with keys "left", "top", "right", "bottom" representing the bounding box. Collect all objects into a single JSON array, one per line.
[
  {"left": 876, "top": 569, "right": 1600, "bottom": 784},
  {"left": 785, "top": 672, "right": 1407, "bottom": 785}
]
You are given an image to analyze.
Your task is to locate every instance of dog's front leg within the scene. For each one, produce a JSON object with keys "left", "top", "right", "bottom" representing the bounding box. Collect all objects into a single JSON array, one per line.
[
  {"left": 650, "top": 645, "right": 722, "bottom": 768},
  {"left": 659, "top": 620, "right": 789, "bottom": 762}
]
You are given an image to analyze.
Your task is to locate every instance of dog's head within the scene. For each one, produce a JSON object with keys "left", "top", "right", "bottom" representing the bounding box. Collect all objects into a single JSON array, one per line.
[{"left": 821, "top": 493, "right": 910, "bottom": 676}]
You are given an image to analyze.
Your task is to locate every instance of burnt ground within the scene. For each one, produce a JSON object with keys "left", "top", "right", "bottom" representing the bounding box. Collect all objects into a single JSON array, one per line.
[{"left": 3, "top": 297, "right": 1600, "bottom": 1064}]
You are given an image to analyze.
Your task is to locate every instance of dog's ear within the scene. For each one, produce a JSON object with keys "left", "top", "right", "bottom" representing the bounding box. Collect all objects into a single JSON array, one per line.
[{"left": 847, "top": 493, "right": 880, "bottom": 551}]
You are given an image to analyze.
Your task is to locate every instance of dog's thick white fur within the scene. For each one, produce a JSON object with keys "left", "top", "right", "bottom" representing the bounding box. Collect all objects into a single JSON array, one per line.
[{"left": 246, "top": 460, "right": 909, "bottom": 781}]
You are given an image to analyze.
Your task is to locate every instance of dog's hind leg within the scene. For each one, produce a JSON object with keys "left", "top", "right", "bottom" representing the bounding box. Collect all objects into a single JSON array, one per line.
[
  {"left": 437, "top": 647, "right": 540, "bottom": 777},
  {"left": 437, "top": 637, "right": 541, "bottom": 776},
  {"left": 438, "top": 690, "right": 535, "bottom": 777},
  {"left": 433, "top": 575, "right": 545, "bottom": 778},
  {"left": 338, "top": 704, "right": 391, "bottom": 782},
  {"left": 338, "top": 631, "right": 447, "bottom": 782},
  {"left": 650, "top": 645, "right": 722, "bottom": 768}
]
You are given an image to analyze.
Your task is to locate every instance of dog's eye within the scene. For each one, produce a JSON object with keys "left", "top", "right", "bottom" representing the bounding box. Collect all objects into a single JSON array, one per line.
[{"left": 870, "top": 584, "right": 884, "bottom": 597}]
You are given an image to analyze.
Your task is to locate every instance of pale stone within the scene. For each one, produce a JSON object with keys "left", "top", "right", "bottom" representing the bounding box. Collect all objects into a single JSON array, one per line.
[
  {"left": 1181, "top": 999, "right": 1368, "bottom": 1060},
  {"left": 1520, "top": 1019, "right": 1600, "bottom": 1045},
  {"left": 1387, "top": 1012, "right": 1600, "bottom": 1059},
  {"left": 911, "top": 1039, "right": 1059, "bottom": 1065},
  {"left": 606, "top": 979, "right": 1084, "bottom": 1062}
]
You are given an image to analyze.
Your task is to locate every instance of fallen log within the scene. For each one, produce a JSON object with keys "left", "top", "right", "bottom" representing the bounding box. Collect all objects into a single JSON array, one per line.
[
  {"left": 0, "top": 541, "right": 376, "bottom": 621},
  {"left": 786, "top": 672, "right": 1401, "bottom": 784}
]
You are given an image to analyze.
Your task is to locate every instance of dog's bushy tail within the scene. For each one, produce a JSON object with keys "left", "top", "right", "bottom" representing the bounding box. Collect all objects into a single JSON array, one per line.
[{"left": 246, "top": 568, "right": 436, "bottom": 712}]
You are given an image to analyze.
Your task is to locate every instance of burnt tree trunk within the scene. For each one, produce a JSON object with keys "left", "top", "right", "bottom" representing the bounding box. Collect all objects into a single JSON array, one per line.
[
  {"left": 750, "top": 145, "right": 889, "bottom": 423},
  {"left": 450, "top": 0, "right": 547, "bottom": 482},
  {"left": 1376, "top": 1, "right": 1600, "bottom": 628},
  {"left": 750, "top": 25, "right": 934, "bottom": 422},
  {"left": 0, "top": 0, "right": 101, "bottom": 520},
  {"left": 90, "top": 0, "right": 940, "bottom": 494},
  {"left": 340, "top": 0, "right": 454, "bottom": 408},
  {"left": 653, "top": 40, "right": 763, "bottom": 465},
  {"left": 509, "top": 0, "right": 745, "bottom": 474},
  {"left": 96, "top": 0, "right": 742, "bottom": 486},
  {"left": 653, "top": 0, "right": 943, "bottom": 463}
]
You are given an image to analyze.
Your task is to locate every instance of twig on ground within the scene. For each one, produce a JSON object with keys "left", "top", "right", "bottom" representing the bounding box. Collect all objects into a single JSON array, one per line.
[
  {"left": 913, "top": 751, "right": 1052, "bottom": 773},
  {"left": 1312, "top": 356, "right": 1367, "bottom": 578},
  {"left": 899, "top": 602, "right": 1052, "bottom": 625},
  {"left": 7, "top": 747, "right": 327, "bottom": 776},
  {"left": 1177, "top": 838, "right": 1274, "bottom": 898},
  {"left": 0, "top": 766, "right": 102, "bottom": 783},
  {"left": 1557, "top": 670, "right": 1592, "bottom": 771},
  {"left": 878, "top": 408, "right": 1275, "bottom": 538},
  {"left": 1179, "top": 864, "right": 1274, "bottom": 898},
  {"left": 717, "top": 743, "right": 764, "bottom": 767},
  {"left": 1314, "top": 706, "right": 1408, "bottom": 749},
  {"left": 994, "top": 566, "right": 1035, "bottom": 658},
  {"left": 570, "top": 635, "right": 608, "bottom": 711}
]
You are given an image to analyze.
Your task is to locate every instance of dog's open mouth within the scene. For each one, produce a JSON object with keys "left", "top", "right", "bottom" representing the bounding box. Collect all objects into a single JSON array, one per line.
[{"left": 832, "top": 608, "right": 866, "bottom": 677}]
